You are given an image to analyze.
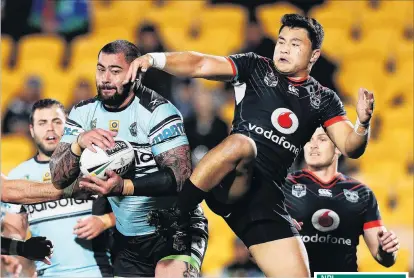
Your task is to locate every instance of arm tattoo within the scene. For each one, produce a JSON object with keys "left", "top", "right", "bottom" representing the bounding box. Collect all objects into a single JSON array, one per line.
[
  {"left": 154, "top": 144, "right": 192, "bottom": 192},
  {"left": 50, "top": 143, "right": 81, "bottom": 189},
  {"left": 183, "top": 262, "right": 199, "bottom": 278}
]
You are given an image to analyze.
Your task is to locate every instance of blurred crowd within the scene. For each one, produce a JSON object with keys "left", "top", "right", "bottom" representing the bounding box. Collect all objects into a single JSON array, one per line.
[{"left": 1, "top": 0, "right": 413, "bottom": 276}]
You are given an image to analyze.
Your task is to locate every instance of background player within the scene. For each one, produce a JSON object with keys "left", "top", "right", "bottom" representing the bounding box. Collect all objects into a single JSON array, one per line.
[
  {"left": 2, "top": 99, "right": 113, "bottom": 277},
  {"left": 123, "top": 14, "right": 375, "bottom": 277},
  {"left": 49, "top": 40, "right": 208, "bottom": 277},
  {"left": 283, "top": 127, "right": 400, "bottom": 274}
]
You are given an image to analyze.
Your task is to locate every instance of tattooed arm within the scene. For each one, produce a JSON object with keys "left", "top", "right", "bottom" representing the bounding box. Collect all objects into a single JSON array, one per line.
[
  {"left": 50, "top": 142, "right": 81, "bottom": 189},
  {"left": 154, "top": 144, "right": 192, "bottom": 192},
  {"left": 79, "top": 144, "right": 192, "bottom": 196}
]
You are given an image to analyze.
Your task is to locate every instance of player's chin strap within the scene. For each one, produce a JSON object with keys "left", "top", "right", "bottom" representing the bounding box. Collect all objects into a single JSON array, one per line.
[{"left": 354, "top": 118, "right": 370, "bottom": 136}]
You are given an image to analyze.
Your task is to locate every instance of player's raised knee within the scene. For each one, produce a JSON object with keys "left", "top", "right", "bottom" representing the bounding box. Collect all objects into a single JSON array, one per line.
[{"left": 225, "top": 134, "right": 257, "bottom": 160}]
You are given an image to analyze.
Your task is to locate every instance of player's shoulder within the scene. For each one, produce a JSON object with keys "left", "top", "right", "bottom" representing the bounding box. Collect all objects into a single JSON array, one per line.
[
  {"left": 285, "top": 170, "right": 307, "bottom": 186},
  {"left": 338, "top": 173, "right": 372, "bottom": 191},
  {"left": 73, "top": 97, "right": 100, "bottom": 110},
  {"left": 134, "top": 85, "right": 170, "bottom": 113},
  {"left": 8, "top": 158, "right": 36, "bottom": 178},
  {"left": 308, "top": 77, "right": 339, "bottom": 97}
]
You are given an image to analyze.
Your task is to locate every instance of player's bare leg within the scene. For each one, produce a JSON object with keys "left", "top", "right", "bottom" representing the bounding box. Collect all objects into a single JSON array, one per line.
[
  {"left": 155, "top": 260, "right": 199, "bottom": 278},
  {"left": 249, "top": 236, "right": 310, "bottom": 277},
  {"left": 190, "top": 133, "right": 257, "bottom": 198}
]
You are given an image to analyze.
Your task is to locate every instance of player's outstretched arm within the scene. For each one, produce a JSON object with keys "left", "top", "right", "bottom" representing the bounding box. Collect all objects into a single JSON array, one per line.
[
  {"left": 1, "top": 174, "right": 92, "bottom": 204},
  {"left": 364, "top": 227, "right": 399, "bottom": 267},
  {"left": 326, "top": 88, "right": 374, "bottom": 158},
  {"left": 123, "top": 52, "right": 235, "bottom": 83}
]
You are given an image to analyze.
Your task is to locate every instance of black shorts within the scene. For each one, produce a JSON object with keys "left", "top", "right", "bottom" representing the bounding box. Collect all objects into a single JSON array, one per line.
[
  {"left": 206, "top": 168, "right": 298, "bottom": 248},
  {"left": 112, "top": 210, "right": 208, "bottom": 277}
]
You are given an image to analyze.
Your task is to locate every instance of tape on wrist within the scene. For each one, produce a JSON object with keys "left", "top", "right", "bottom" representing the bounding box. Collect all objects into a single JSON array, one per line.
[
  {"left": 122, "top": 179, "right": 134, "bottom": 196},
  {"left": 70, "top": 142, "right": 82, "bottom": 156},
  {"left": 97, "top": 214, "right": 114, "bottom": 230},
  {"left": 148, "top": 53, "right": 166, "bottom": 70},
  {"left": 354, "top": 118, "right": 370, "bottom": 136}
]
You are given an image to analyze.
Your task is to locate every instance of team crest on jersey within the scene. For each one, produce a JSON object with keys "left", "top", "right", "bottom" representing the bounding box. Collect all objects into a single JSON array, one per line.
[
  {"left": 343, "top": 189, "right": 359, "bottom": 203},
  {"left": 292, "top": 184, "right": 306, "bottom": 198},
  {"left": 264, "top": 71, "right": 278, "bottom": 87},
  {"left": 129, "top": 122, "right": 137, "bottom": 137},
  {"left": 90, "top": 118, "right": 97, "bottom": 129},
  {"left": 42, "top": 172, "right": 51, "bottom": 182},
  {"left": 304, "top": 84, "right": 321, "bottom": 109},
  {"left": 109, "top": 120, "right": 119, "bottom": 132}
]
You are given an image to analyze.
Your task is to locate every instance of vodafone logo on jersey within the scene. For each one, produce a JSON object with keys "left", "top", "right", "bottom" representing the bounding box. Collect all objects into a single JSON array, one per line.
[
  {"left": 271, "top": 108, "right": 299, "bottom": 134},
  {"left": 311, "top": 209, "right": 340, "bottom": 232}
]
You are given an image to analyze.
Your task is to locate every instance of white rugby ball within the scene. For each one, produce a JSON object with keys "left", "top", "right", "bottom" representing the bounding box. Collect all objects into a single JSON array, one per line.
[{"left": 80, "top": 137, "right": 135, "bottom": 180}]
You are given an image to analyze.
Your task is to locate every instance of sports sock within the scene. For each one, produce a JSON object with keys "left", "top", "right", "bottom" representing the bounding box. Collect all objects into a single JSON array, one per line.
[{"left": 176, "top": 179, "right": 208, "bottom": 215}]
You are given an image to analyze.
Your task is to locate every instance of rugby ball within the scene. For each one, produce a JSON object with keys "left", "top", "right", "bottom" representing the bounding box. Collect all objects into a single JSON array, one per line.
[{"left": 80, "top": 137, "right": 135, "bottom": 180}]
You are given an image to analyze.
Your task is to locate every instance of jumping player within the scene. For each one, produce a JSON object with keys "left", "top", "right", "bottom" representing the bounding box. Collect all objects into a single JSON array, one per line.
[
  {"left": 283, "top": 127, "right": 399, "bottom": 274},
  {"left": 123, "top": 14, "right": 375, "bottom": 276},
  {"left": 49, "top": 40, "right": 208, "bottom": 277}
]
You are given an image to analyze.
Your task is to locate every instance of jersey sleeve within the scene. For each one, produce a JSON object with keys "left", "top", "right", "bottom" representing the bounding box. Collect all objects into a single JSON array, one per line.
[
  {"left": 60, "top": 106, "right": 87, "bottom": 144},
  {"left": 148, "top": 102, "right": 189, "bottom": 156},
  {"left": 319, "top": 89, "right": 349, "bottom": 128},
  {"left": 227, "top": 52, "right": 260, "bottom": 83},
  {"left": 363, "top": 189, "right": 383, "bottom": 230}
]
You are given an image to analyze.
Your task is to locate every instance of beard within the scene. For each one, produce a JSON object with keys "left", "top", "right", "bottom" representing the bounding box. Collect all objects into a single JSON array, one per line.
[
  {"left": 97, "top": 83, "right": 132, "bottom": 107},
  {"left": 34, "top": 137, "right": 57, "bottom": 157}
]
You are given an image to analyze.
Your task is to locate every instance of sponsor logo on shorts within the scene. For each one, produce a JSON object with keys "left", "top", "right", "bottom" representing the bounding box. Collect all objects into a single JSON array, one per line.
[
  {"left": 292, "top": 184, "right": 306, "bottom": 198},
  {"left": 318, "top": 188, "right": 332, "bottom": 197},
  {"left": 343, "top": 189, "right": 359, "bottom": 203},
  {"left": 248, "top": 123, "right": 300, "bottom": 155},
  {"left": 301, "top": 233, "right": 351, "bottom": 246},
  {"left": 271, "top": 108, "right": 299, "bottom": 134},
  {"left": 151, "top": 120, "right": 185, "bottom": 145},
  {"left": 311, "top": 209, "right": 340, "bottom": 232}
]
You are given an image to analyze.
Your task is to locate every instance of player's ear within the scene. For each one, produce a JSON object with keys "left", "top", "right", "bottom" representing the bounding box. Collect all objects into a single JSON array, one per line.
[
  {"left": 29, "top": 124, "right": 35, "bottom": 138},
  {"left": 310, "top": 49, "right": 321, "bottom": 65}
]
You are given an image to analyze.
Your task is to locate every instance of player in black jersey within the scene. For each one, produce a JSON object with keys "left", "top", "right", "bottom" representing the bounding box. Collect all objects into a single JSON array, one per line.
[
  {"left": 124, "top": 14, "right": 375, "bottom": 276},
  {"left": 283, "top": 127, "right": 400, "bottom": 275}
]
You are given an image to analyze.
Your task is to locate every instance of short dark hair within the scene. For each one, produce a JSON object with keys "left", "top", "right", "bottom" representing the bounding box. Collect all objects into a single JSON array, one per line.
[
  {"left": 279, "top": 14, "right": 324, "bottom": 50},
  {"left": 30, "top": 99, "right": 65, "bottom": 124},
  {"left": 98, "top": 40, "right": 141, "bottom": 63}
]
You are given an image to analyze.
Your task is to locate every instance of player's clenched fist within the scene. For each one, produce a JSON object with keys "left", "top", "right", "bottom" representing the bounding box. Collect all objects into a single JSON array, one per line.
[
  {"left": 77, "top": 128, "right": 117, "bottom": 153},
  {"left": 356, "top": 88, "right": 375, "bottom": 124},
  {"left": 377, "top": 230, "right": 399, "bottom": 254},
  {"left": 123, "top": 54, "right": 153, "bottom": 84}
]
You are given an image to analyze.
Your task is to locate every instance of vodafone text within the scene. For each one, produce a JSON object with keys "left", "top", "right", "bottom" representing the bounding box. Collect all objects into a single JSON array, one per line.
[
  {"left": 248, "top": 123, "right": 300, "bottom": 155},
  {"left": 301, "top": 233, "right": 351, "bottom": 246}
]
